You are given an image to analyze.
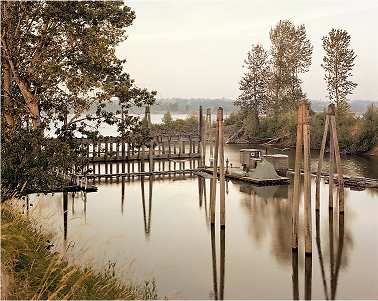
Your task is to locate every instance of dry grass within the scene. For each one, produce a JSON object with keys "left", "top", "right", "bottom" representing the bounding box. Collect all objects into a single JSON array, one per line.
[{"left": 1, "top": 202, "right": 158, "bottom": 300}]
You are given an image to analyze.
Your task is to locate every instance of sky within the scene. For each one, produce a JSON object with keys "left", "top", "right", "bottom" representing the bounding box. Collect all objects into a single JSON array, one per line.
[{"left": 117, "top": 1, "right": 378, "bottom": 101}]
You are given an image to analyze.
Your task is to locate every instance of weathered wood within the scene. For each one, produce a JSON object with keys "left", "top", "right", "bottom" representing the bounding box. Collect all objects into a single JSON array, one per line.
[
  {"left": 303, "top": 104, "right": 312, "bottom": 255},
  {"left": 316, "top": 113, "right": 330, "bottom": 210},
  {"left": 218, "top": 108, "right": 226, "bottom": 228},
  {"left": 207, "top": 108, "right": 213, "bottom": 167},
  {"left": 329, "top": 125, "right": 334, "bottom": 208},
  {"left": 330, "top": 111, "right": 345, "bottom": 213},
  {"left": 210, "top": 109, "right": 220, "bottom": 225},
  {"left": 292, "top": 104, "right": 303, "bottom": 250},
  {"left": 199, "top": 106, "right": 204, "bottom": 166}
]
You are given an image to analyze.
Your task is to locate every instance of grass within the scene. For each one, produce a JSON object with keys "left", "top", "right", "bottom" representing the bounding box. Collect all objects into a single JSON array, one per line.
[{"left": 1, "top": 202, "right": 159, "bottom": 300}]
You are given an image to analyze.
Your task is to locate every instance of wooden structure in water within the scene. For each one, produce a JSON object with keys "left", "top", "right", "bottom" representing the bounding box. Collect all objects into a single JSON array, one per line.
[
  {"left": 291, "top": 103, "right": 312, "bottom": 255},
  {"left": 76, "top": 134, "right": 202, "bottom": 162},
  {"left": 315, "top": 104, "right": 345, "bottom": 212}
]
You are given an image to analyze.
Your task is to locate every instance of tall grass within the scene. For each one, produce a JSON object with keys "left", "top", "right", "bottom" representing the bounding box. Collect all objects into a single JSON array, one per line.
[{"left": 1, "top": 202, "right": 159, "bottom": 300}]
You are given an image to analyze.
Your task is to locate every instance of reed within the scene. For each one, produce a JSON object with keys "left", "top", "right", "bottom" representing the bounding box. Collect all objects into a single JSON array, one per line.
[{"left": 1, "top": 202, "right": 158, "bottom": 300}]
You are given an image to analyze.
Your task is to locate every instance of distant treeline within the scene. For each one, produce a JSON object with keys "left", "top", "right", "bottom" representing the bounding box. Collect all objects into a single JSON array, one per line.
[{"left": 90, "top": 98, "right": 377, "bottom": 115}]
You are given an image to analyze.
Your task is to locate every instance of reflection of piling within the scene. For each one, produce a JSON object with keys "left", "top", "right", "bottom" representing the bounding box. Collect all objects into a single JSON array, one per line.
[
  {"left": 292, "top": 251, "right": 299, "bottom": 300},
  {"left": 121, "top": 176, "right": 125, "bottom": 214},
  {"left": 63, "top": 190, "right": 68, "bottom": 241},
  {"left": 211, "top": 225, "right": 218, "bottom": 300},
  {"left": 316, "top": 212, "right": 329, "bottom": 299},
  {"left": 220, "top": 228, "right": 225, "bottom": 300},
  {"left": 305, "top": 255, "right": 312, "bottom": 300},
  {"left": 332, "top": 213, "right": 344, "bottom": 299}
]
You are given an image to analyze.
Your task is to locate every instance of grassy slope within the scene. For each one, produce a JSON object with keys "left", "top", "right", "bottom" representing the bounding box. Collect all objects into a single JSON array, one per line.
[{"left": 1, "top": 203, "right": 158, "bottom": 300}]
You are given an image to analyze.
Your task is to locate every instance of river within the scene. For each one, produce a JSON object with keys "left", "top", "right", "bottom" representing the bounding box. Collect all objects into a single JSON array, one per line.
[{"left": 26, "top": 141, "right": 378, "bottom": 299}]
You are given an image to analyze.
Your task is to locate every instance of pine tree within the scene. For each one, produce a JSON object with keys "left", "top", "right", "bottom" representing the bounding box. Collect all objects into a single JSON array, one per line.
[{"left": 235, "top": 44, "right": 271, "bottom": 135}]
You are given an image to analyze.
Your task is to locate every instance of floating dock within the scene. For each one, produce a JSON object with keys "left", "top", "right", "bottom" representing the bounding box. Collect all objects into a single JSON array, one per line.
[{"left": 203, "top": 167, "right": 290, "bottom": 186}]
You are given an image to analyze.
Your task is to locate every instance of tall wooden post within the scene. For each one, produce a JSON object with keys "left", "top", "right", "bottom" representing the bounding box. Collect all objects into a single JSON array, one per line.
[
  {"left": 147, "top": 106, "right": 154, "bottom": 173},
  {"left": 329, "top": 106, "right": 344, "bottom": 213},
  {"left": 292, "top": 104, "right": 303, "bottom": 251},
  {"left": 315, "top": 109, "right": 330, "bottom": 210},
  {"left": 329, "top": 128, "right": 334, "bottom": 209},
  {"left": 218, "top": 108, "right": 226, "bottom": 228},
  {"left": 315, "top": 104, "right": 344, "bottom": 213},
  {"left": 303, "top": 104, "right": 312, "bottom": 255},
  {"left": 292, "top": 103, "right": 312, "bottom": 255},
  {"left": 210, "top": 109, "right": 220, "bottom": 225},
  {"left": 207, "top": 108, "right": 213, "bottom": 167},
  {"left": 203, "top": 110, "right": 208, "bottom": 167},
  {"left": 199, "top": 106, "right": 204, "bottom": 167}
]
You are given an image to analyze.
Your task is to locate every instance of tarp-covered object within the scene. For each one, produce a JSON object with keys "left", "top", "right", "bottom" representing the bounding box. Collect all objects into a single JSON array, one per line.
[{"left": 251, "top": 160, "right": 280, "bottom": 179}]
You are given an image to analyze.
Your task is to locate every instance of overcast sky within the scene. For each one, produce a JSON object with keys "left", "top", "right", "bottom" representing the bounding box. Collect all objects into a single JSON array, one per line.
[{"left": 117, "top": 1, "right": 378, "bottom": 101}]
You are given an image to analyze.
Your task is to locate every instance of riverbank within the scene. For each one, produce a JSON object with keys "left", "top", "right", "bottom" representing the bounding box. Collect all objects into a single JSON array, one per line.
[{"left": 1, "top": 203, "right": 158, "bottom": 300}]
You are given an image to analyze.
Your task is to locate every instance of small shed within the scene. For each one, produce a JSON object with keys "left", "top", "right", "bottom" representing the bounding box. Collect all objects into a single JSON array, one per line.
[{"left": 240, "top": 149, "right": 266, "bottom": 168}]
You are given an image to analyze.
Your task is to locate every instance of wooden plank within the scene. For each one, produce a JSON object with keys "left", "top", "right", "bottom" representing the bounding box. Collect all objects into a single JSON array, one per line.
[{"left": 210, "top": 108, "right": 220, "bottom": 225}]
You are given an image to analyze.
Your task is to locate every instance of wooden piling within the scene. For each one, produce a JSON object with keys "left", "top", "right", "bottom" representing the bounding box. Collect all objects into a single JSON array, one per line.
[
  {"left": 329, "top": 107, "right": 344, "bottom": 213},
  {"left": 303, "top": 104, "right": 312, "bottom": 255},
  {"left": 210, "top": 109, "right": 220, "bottom": 225},
  {"left": 329, "top": 126, "right": 334, "bottom": 209},
  {"left": 218, "top": 108, "right": 226, "bottom": 228},
  {"left": 292, "top": 104, "right": 303, "bottom": 250},
  {"left": 199, "top": 106, "right": 204, "bottom": 167},
  {"left": 316, "top": 111, "right": 330, "bottom": 211},
  {"left": 207, "top": 108, "right": 213, "bottom": 166},
  {"left": 147, "top": 106, "right": 154, "bottom": 173}
]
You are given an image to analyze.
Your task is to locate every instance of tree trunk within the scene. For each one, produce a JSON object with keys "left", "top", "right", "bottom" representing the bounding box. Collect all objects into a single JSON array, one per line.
[{"left": 2, "top": 59, "right": 15, "bottom": 126}]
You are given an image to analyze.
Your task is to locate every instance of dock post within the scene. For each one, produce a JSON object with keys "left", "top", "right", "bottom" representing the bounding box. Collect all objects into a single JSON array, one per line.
[
  {"left": 329, "top": 104, "right": 344, "bottom": 213},
  {"left": 303, "top": 104, "right": 312, "bottom": 255},
  {"left": 210, "top": 108, "right": 220, "bottom": 225},
  {"left": 199, "top": 106, "right": 204, "bottom": 167},
  {"left": 207, "top": 108, "right": 213, "bottom": 167},
  {"left": 218, "top": 107, "right": 226, "bottom": 228},
  {"left": 329, "top": 124, "right": 334, "bottom": 209},
  {"left": 203, "top": 109, "right": 207, "bottom": 167},
  {"left": 146, "top": 106, "right": 154, "bottom": 173},
  {"left": 315, "top": 108, "right": 330, "bottom": 211},
  {"left": 292, "top": 104, "right": 303, "bottom": 251}
]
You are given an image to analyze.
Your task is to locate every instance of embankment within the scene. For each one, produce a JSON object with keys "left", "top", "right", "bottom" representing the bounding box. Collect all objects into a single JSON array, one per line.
[{"left": 1, "top": 203, "right": 158, "bottom": 300}]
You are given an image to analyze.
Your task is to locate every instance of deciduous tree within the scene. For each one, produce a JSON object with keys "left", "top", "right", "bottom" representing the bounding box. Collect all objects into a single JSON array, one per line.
[{"left": 321, "top": 29, "right": 357, "bottom": 113}]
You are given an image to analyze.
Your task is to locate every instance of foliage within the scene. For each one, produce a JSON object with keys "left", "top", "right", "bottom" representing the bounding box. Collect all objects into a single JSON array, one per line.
[
  {"left": 1, "top": 1, "right": 156, "bottom": 195},
  {"left": 1, "top": 203, "right": 159, "bottom": 300},
  {"left": 152, "top": 110, "right": 199, "bottom": 134},
  {"left": 269, "top": 20, "right": 313, "bottom": 113},
  {"left": 352, "top": 104, "right": 378, "bottom": 152},
  {"left": 235, "top": 44, "right": 270, "bottom": 134},
  {"left": 321, "top": 29, "right": 357, "bottom": 111}
]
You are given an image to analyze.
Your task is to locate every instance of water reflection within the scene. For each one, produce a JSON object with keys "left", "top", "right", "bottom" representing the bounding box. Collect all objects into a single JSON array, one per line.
[{"left": 27, "top": 156, "right": 376, "bottom": 299}]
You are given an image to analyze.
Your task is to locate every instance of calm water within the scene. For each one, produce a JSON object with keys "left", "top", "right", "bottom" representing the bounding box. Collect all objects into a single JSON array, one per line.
[{"left": 28, "top": 144, "right": 378, "bottom": 299}]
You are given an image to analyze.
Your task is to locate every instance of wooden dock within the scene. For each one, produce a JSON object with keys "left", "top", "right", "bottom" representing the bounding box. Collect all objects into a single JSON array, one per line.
[
  {"left": 288, "top": 168, "right": 378, "bottom": 190},
  {"left": 86, "top": 168, "right": 202, "bottom": 179},
  {"left": 203, "top": 167, "right": 290, "bottom": 186},
  {"left": 75, "top": 134, "right": 202, "bottom": 162}
]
